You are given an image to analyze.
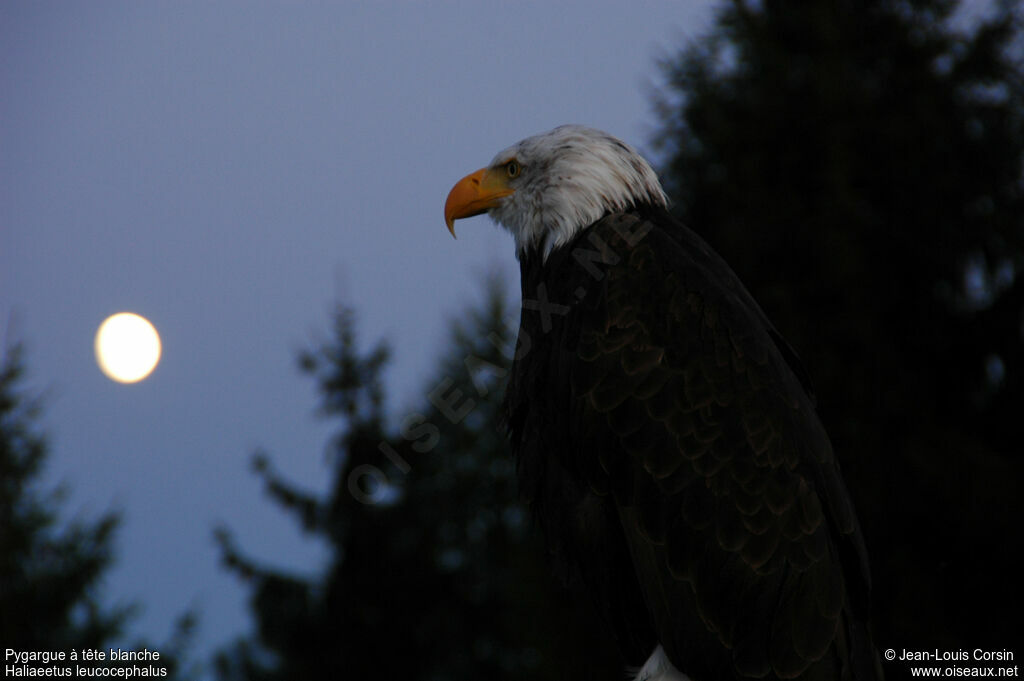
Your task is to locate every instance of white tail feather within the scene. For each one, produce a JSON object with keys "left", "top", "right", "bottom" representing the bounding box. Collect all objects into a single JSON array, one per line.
[{"left": 631, "top": 645, "right": 690, "bottom": 681}]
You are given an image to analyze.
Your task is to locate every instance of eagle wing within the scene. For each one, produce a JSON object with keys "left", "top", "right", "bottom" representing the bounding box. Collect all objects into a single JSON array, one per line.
[{"left": 564, "top": 211, "right": 874, "bottom": 680}]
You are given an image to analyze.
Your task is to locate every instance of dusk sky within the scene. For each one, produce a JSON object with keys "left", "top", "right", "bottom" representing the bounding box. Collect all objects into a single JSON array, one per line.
[{"left": 1, "top": 1, "right": 718, "bottom": 669}]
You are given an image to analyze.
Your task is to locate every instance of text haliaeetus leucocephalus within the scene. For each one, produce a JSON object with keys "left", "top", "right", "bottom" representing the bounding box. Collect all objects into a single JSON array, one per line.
[{"left": 443, "top": 125, "right": 881, "bottom": 681}]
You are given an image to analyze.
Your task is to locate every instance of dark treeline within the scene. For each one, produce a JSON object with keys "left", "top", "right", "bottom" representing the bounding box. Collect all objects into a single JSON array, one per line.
[
  {"left": 0, "top": 345, "right": 196, "bottom": 679},
  {"left": 651, "top": 0, "right": 1023, "bottom": 661}
]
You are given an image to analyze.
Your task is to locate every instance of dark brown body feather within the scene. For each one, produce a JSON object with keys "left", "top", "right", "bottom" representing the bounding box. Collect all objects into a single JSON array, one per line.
[{"left": 504, "top": 206, "right": 880, "bottom": 680}]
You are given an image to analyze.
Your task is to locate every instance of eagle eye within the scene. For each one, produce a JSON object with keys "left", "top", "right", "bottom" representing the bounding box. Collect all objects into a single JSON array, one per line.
[{"left": 505, "top": 160, "right": 521, "bottom": 179}]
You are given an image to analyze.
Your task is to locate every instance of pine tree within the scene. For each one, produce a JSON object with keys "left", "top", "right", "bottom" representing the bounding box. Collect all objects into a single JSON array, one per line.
[
  {"left": 0, "top": 343, "right": 197, "bottom": 678},
  {"left": 652, "top": 0, "right": 1023, "bottom": 659},
  {"left": 215, "top": 278, "right": 624, "bottom": 680},
  {"left": 1, "top": 343, "right": 129, "bottom": 648}
]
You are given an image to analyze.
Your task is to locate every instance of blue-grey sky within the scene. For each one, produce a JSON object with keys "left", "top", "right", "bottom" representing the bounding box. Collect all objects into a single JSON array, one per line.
[{"left": 1, "top": 0, "right": 716, "bottom": 669}]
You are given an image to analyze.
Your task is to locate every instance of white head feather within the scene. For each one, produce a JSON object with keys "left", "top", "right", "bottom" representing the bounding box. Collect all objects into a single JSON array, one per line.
[{"left": 485, "top": 125, "right": 668, "bottom": 257}]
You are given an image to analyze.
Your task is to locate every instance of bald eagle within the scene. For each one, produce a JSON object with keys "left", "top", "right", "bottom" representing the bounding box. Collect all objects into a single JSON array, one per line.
[{"left": 444, "top": 125, "right": 880, "bottom": 681}]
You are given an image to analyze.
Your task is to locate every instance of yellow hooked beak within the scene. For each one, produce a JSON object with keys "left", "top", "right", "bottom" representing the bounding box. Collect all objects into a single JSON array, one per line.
[{"left": 443, "top": 167, "right": 514, "bottom": 237}]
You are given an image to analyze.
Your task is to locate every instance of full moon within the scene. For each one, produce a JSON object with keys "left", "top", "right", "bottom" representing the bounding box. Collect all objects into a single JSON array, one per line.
[{"left": 94, "top": 313, "right": 162, "bottom": 383}]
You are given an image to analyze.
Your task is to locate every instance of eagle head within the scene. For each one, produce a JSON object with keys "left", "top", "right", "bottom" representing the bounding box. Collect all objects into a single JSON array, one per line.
[{"left": 444, "top": 125, "right": 668, "bottom": 257}]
